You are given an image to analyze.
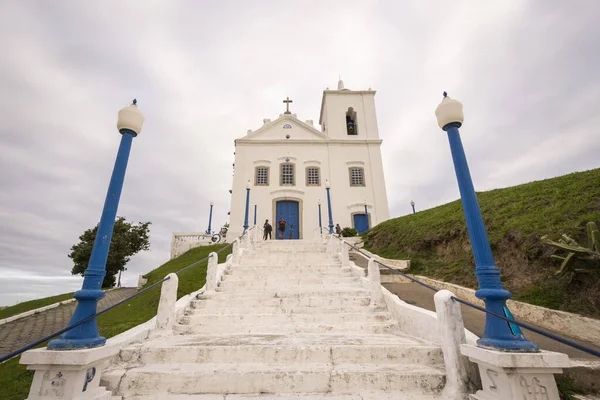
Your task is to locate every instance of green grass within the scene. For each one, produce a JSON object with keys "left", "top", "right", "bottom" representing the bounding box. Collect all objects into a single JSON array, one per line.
[
  {"left": 0, "top": 244, "right": 231, "bottom": 400},
  {"left": 364, "top": 168, "right": 600, "bottom": 317},
  {"left": 0, "top": 292, "right": 75, "bottom": 320}
]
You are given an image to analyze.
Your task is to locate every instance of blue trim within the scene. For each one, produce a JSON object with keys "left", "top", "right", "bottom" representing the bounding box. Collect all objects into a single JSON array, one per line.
[
  {"left": 326, "top": 187, "right": 334, "bottom": 234},
  {"left": 243, "top": 188, "right": 250, "bottom": 232},
  {"left": 48, "top": 131, "right": 135, "bottom": 349},
  {"left": 254, "top": 204, "right": 257, "bottom": 226},
  {"left": 318, "top": 203, "right": 322, "bottom": 235},
  {"left": 444, "top": 122, "right": 538, "bottom": 352},
  {"left": 206, "top": 204, "right": 213, "bottom": 235}
]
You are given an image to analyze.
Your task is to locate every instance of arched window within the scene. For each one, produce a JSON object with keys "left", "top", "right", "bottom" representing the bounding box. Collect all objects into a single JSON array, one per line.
[{"left": 346, "top": 107, "right": 357, "bottom": 135}]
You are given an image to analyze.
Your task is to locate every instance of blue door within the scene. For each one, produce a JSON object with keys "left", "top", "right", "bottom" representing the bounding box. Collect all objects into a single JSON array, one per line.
[
  {"left": 353, "top": 214, "right": 369, "bottom": 234},
  {"left": 275, "top": 200, "right": 300, "bottom": 239}
]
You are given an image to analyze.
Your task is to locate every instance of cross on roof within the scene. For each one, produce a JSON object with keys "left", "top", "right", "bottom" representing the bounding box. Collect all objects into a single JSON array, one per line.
[{"left": 283, "top": 97, "right": 293, "bottom": 114}]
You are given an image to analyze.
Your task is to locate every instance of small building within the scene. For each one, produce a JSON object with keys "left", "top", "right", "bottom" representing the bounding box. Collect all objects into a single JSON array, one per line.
[{"left": 228, "top": 80, "right": 390, "bottom": 240}]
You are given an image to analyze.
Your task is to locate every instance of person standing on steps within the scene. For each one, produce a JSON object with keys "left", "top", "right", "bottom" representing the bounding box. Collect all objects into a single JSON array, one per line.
[
  {"left": 335, "top": 223, "right": 342, "bottom": 236},
  {"left": 263, "top": 219, "right": 272, "bottom": 240},
  {"left": 277, "top": 216, "right": 287, "bottom": 240}
]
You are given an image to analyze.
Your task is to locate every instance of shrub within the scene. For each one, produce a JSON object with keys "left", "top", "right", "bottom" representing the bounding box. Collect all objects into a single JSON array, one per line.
[{"left": 341, "top": 227, "right": 358, "bottom": 237}]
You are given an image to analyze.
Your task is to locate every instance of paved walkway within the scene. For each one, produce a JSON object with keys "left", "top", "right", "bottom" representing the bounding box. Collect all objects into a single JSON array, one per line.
[
  {"left": 349, "top": 252, "right": 600, "bottom": 360},
  {"left": 0, "top": 287, "right": 137, "bottom": 358}
]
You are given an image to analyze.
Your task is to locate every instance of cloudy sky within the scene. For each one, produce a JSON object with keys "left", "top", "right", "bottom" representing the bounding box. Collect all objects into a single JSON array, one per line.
[{"left": 1, "top": 1, "right": 599, "bottom": 306}]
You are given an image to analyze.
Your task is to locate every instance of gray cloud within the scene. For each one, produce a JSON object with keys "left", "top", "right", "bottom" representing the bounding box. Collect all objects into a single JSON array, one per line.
[{"left": 1, "top": 1, "right": 599, "bottom": 305}]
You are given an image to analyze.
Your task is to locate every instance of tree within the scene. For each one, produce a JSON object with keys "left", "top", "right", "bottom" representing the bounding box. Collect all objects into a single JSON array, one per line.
[{"left": 69, "top": 217, "right": 151, "bottom": 288}]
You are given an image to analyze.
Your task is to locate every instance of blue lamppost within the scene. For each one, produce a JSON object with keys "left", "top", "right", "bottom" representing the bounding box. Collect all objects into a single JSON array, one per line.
[
  {"left": 435, "top": 93, "right": 537, "bottom": 352},
  {"left": 364, "top": 199, "right": 369, "bottom": 229},
  {"left": 410, "top": 200, "right": 416, "bottom": 214},
  {"left": 253, "top": 204, "right": 257, "bottom": 226},
  {"left": 48, "top": 100, "right": 144, "bottom": 350},
  {"left": 325, "top": 180, "right": 334, "bottom": 234},
  {"left": 318, "top": 199, "right": 323, "bottom": 234},
  {"left": 206, "top": 201, "right": 214, "bottom": 235},
  {"left": 243, "top": 180, "right": 251, "bottom": 233}
]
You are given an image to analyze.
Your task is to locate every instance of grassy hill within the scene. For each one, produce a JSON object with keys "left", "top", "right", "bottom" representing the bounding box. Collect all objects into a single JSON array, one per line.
[
  {"left": 0, "top": 244, "right": 231, "bottom": 400},
  {"left": 364, "top": 168, "right": 600, "bottom": 318}
]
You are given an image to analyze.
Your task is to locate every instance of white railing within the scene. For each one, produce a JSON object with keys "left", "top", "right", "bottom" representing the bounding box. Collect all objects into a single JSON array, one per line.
[{"left": 170, "top": 232, "right": 213, "bottom": 259}]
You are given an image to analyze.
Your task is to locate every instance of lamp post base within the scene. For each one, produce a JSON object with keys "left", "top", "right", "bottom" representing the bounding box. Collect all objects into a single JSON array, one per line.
[
  {"left": 461, "top": 344, "right": 569, "bottom": 400},
  {"left": 47, "top": 336, "right": 107, "bottom": 350},
  {"left": 47, "top": 288, "right": 106, "bottom": 350}
]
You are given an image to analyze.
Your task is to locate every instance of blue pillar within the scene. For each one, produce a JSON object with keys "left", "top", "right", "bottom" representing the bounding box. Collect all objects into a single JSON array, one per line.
[
  {"left": 254, "top": 204, "right": 257, "bottom": 226},
  {"left": 411, "top": 203, "right": 416, "bottom": 214},
  {"left": 206, "top": 202, "right": 214, "bottom": 235},
  {"left": 48, "top": 123, "right": 140, "bottom": 349},
  {"left": 243, "top": 184, "right": 250, "bottom": 233},
  {"left": 318, "top": 202, "right": 323, "bottom": 235},
  {"left": 326, "top": 185, "right": 334, "bottom": 234},
  {"left": 437, "top": 94, "right": 537, "bottom": 352}
]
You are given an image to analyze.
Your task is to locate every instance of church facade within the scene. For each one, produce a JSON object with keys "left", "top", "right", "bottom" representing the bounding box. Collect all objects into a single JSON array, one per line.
[{"left": 228, "top": 81, "right": 390, "bottom": 240}]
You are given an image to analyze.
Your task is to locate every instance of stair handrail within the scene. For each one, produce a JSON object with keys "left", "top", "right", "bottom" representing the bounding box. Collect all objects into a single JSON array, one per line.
[
  {"left": 0, "top": 228, "right": 255, "bottom": 364},
  {"left": 332, "top": 235, "right": 600, "bottom": 359}
]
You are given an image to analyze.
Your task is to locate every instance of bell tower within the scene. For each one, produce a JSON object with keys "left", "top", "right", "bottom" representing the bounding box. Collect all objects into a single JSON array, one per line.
[{"left": 318, "top": 79, "right": 380, "bottom": 140}]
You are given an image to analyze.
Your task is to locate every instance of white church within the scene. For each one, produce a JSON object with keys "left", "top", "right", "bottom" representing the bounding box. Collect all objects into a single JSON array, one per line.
[{"left": 228, "top": 80, "right": 390, "bottom": 240}]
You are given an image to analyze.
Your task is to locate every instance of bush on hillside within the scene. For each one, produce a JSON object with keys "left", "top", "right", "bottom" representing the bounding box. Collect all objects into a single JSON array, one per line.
[{"left": 341, "top": 227, "right": 358, "bottom": 237}]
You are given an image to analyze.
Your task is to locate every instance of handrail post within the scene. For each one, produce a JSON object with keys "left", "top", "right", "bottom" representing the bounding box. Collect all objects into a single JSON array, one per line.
[
  {"left": 367, "top": 258, "right": 384, "bottom": 305},
  {"left": 153, "top": 273, "right": 179, "bottom": 336},
  {"left": 434, "top": 290, "right": 478, "bottom": 398},
  {"left": 205, "top": 252, "right": 219, "bottom": 293},
  {"left": 340, "top": 240, "right": 350, "bottom": 267},
  {"left": 232, "top": 239, "right": 241, "bottom": 264}
]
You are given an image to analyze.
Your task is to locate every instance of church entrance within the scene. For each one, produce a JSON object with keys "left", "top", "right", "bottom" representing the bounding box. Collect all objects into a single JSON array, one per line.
[
  {"left": 275, "top": 200, "right": 300, "bottom": 239},
  {"left": 353, "top": 213, "right": 369, "bottom": 234}
]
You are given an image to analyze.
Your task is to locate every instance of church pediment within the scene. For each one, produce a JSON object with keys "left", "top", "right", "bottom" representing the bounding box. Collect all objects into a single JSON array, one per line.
[{"left": 240, "top": 115, "right": 328, "bottom": 142}]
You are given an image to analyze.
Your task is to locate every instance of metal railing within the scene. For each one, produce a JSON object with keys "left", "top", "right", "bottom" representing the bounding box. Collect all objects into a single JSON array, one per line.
[
  {"left": 0, "top": 229, "right": 253, "bottom": 364},
  {"left": 335, "top": 236, "right": 600, "bottom": 359}
]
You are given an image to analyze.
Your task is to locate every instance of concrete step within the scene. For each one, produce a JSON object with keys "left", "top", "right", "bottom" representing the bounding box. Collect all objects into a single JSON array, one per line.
[
  {"left": 218, "top": 282, "right": 361, "bottom": 291},
  {"left": 123, "top": 394, "right": 442, "bottom": 400},
  {"left": 237, "top": 256, "right": 339, "bottom": 263},
  {"left": 173, "top": 321, "right": 399, "bottom": 335},
  {"left": 117, "top": 363, "right": 445, "bottom": 396},
  {"left": 225, "top": 266, "right": 345, "bottom": 273},
  {"left": 118, "top": 335, "right": 442, "bottom": 366},
  {"left": 190, "top": 296, "right": 371, "bottom": 309},
  {"left": 223, "top": 271, "right": 353, "bottom": 279},
  {"left": 179, "top": 312, "right": 393, "bottom": 326},
  {"left": 208, "top": 288, "right": 369, "bottom": 298},
  {"left": 219, "top": 277, "right": 359, "bottom": 288},
  {"left": 244, "top": 248, "right": 329, "bottom": 254},
  {"left": 185, "top": 305, "right": 382, "bottom": 315}
]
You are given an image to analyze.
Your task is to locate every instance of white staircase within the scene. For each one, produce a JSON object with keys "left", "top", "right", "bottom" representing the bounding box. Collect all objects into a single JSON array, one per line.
[{"left": 106, "top": 240, "right": 446, "bottom": 399}]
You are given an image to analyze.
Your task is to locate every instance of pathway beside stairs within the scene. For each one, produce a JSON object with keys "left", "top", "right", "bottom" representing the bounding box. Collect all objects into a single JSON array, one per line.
[
  {"left": 0, "top": 287, "right": 136, "bottom": 359},
  {"left": 105, "top": 240, "right": 447, "bottom": 399}
]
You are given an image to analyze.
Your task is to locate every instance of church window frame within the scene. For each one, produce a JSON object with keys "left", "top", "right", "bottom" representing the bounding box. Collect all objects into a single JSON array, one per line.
[
  {"left": 349, "top": 167, "right": 365, "bottom": 187},
  {"left": 255, "top": 166, "right": 270, "bottom": 186},
  {"left": 280, "top": 162, "right": 295, "bottom": 186},
  {"left": 306, "top": 167, "right": 321, "bottom": 186}
]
